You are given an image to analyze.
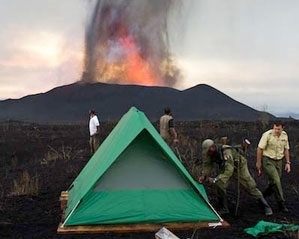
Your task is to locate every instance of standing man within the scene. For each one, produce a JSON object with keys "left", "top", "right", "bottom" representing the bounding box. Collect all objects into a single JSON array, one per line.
[
  {"left": 199, "top": 139, "right": 273, "bottom": 216},
  {"left": 89, "top": 109, "right": 100, "bottom": 155},
  {"left": 159, "top": 107, "right": 179, "bottom": 145},
  {"left": 256, "top": 121, "right": 291, "bottom": 212}
]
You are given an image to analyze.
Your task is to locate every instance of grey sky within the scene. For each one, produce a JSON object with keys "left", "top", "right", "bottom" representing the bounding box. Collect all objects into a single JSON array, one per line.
[{"left": 0, "top": 0, "right": 298, "bottom": 117}]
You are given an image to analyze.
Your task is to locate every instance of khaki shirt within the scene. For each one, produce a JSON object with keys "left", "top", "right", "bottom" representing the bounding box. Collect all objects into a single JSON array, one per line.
[{"left": 258, "top": 129, "right": 289, "bottom": 160}]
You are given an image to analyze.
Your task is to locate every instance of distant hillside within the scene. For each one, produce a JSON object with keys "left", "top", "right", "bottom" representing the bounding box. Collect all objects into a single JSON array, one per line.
[{"left": 0, "top": 82, "right": 275, "bottom": 123}]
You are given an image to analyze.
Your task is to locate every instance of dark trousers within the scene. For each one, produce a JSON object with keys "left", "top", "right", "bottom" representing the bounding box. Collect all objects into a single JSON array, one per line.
[{"left": 89, "top": 135, "right": 99, "bottom": 155}]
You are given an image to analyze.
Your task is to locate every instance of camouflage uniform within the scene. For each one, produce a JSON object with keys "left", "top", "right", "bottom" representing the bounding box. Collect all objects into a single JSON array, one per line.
[
  {"left": 202, "top": 145, "right": 263, "bottom": 199},
  {"left": 201, "top": 139, "right": 272, "bottom": 215}
]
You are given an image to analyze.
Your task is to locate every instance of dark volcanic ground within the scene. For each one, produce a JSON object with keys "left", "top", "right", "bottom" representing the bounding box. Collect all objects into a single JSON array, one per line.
[{"left": 0, "top": 120, "right": 298, "bottom": 239}]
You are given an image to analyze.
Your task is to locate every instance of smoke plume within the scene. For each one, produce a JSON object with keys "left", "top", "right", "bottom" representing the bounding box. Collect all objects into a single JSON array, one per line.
[{"left": 82, "top": 0, "right": 182, "bottom": 87}]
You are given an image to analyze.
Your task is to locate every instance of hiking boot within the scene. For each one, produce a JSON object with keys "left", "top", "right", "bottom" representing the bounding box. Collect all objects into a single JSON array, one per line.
[
  {"left": 258, "top": 197, "right": 273, "bottom": 216},
  {"left": 278, "top": 201, "right": 289, "bottom": 213}
]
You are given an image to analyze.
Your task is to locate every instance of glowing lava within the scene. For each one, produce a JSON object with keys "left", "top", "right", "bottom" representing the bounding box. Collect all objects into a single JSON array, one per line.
[{"left": 82, "top": 0, "right": 181, "bottom": 87}]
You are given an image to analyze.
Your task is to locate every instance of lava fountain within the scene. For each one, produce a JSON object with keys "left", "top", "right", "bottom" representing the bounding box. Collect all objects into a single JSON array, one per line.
[{"left": 82, "top": 0, "right": 181, "bottom": 87}]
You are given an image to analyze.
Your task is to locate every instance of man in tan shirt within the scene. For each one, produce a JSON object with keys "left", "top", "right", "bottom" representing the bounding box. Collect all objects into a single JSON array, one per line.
[
  {"left": 159, "top": 107, "right": 178, "bottom": 145},
  {"left": 256, "top": 121, "right": 291, "bottom": 212}
]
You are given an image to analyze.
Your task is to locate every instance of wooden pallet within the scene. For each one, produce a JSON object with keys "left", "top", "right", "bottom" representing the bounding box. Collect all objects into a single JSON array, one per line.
[{"left": 57, "top": 191, "right": 230, "bottom": 234}]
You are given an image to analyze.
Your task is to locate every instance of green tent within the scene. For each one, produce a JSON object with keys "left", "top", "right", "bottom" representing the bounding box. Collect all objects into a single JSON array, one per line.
[{"left": 62, "top": 107, "right": 222, "bottom": 226}]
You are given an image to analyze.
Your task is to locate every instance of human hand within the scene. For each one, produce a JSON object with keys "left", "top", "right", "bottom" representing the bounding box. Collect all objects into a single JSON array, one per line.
[
  {"left": 208, "top": 177, "right": 217, "bottom": 184},
  {"left": 285, "top": 163, "right": 291, "bottom": 173},
  {"left": 256, "top": 162, "right": 262, "bottom": 176},
  {"left": 198, "top": 176, "right": 206, "bottom": 183}
]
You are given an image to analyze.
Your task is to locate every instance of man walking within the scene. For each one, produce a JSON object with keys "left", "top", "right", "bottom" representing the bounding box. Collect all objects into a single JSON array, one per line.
[
  {"left": 199, "top": 139, "right": 273, "bottom": 216},
  {"left": 89, "top": 109, "right": 100, "bottom": 155},
  {"left": 256, "top": 121, "right": 291, "bottom": 212},
  {"left": 159, "top": 107, "right": 179, "bottom": 145}
]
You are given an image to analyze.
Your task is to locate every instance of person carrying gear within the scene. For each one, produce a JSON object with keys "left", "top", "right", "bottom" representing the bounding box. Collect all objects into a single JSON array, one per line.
[
  {"left": 198, "top": 139, "right": 273, "bottom": 216},
  {"left": 159, "top": 107, "right": 179, "bottom": 145},
  {"left": 256, "top": 120, "right": 291, "bottom": 213}
]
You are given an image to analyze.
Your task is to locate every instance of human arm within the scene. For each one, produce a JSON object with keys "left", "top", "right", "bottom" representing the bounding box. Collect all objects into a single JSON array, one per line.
[
  {"left": 198, "top": 155, "right": 214, "bottom": 183},
  {"left": 94, "top": 116, "right": 100, "bottom": 135},
  {"left": 169, "top": 127, "right": 178, "bottom": 143},
  {"left": 168, "top": 119, "right": 178, "bottom": 143},
  {"left": 207, "top": 157, "right": 234, "bottom": 185},
  {"left": 256, "top": 147, "right": 263, "bottom": 176},
  {"left": 215, "top": 149, "right": 234, "bottom": 183},
  {"left": 95, "top": 125, "right": 100, "bottom": 135},
  {"left": 284, "top": 149, "right": 291, "bottom": 173},
  {"left": 256, "top": 132, "right": 268, "bottom": 176}
]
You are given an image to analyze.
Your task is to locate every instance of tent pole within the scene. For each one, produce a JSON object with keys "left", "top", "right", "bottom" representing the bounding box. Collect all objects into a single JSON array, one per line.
[
  {"left": 173, "top": 145, "right": 223, "bottom": 222},
  {"left": 203, "top": 196, "right": 224, "bottom": 223},
  {"left": 195, "top": 185, "right": 224, "bottom": 223},
  {"left": 61, "top": 200, "right": 81, "bottom": 228}
]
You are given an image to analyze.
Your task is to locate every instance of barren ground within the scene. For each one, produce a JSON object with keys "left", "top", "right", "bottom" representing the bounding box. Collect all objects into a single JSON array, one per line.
[{"left": 0, "top": 120, "right": 298, "bottom": 239}]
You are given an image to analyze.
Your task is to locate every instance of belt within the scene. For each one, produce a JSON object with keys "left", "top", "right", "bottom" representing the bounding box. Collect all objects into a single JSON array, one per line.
[{"left": 263, "top": 156, "right": 283, "bottom": 161}]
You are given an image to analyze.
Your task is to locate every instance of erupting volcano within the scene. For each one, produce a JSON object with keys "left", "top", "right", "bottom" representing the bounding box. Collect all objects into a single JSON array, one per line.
[{"left": 82, "top": 0, "right": 181, "bottom": 87}]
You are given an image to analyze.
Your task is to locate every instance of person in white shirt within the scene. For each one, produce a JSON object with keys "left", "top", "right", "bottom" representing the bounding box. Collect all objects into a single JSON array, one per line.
[{"left": 89, "top": 109, "right": 100, "bottom": 155}]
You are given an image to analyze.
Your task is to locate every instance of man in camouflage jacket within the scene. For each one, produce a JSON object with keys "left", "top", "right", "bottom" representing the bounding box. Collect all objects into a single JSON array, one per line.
[{"left": 199, "top": 139, "right": 273, "bottom": 216}]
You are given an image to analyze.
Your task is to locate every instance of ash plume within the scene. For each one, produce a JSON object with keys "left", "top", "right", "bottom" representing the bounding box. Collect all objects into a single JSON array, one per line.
[{"left": 82, "top": 0, "right": 182, "bottom": 87}]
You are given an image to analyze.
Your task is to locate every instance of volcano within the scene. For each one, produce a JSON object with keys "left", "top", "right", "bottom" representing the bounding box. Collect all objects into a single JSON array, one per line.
[{"left": 0, "top": 82, "right": 274, "bottom": 123}]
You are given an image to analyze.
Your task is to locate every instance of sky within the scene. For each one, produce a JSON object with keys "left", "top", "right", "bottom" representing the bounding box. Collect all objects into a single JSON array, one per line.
[{"left": 0, "top": 0, "right": 298, "bottom": 118}]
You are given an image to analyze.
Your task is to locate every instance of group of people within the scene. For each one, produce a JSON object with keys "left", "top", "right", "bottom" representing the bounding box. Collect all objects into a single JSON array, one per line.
[
  {"left": 159, "top": 107, "right": 291, "bottom": 216},
  {"left": 88, "top": 107, "right": 179, "bottom": 155},
  {"left": 88, "top": 107, "right": 291, "bottom": 217}
]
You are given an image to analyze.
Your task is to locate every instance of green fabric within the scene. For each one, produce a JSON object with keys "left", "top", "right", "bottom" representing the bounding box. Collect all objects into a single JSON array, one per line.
[
  {"left": 244, "top": 220, "right": 299, "bottom": 237},
  {"left": 64, "top": 107, "right": 221, "bottom": 226},
  {"left": 66, "top": 190, "right": 218, "bottom": 225},
  {"left": 262, "top": 156, "right": 285, "bottom": 201}
]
